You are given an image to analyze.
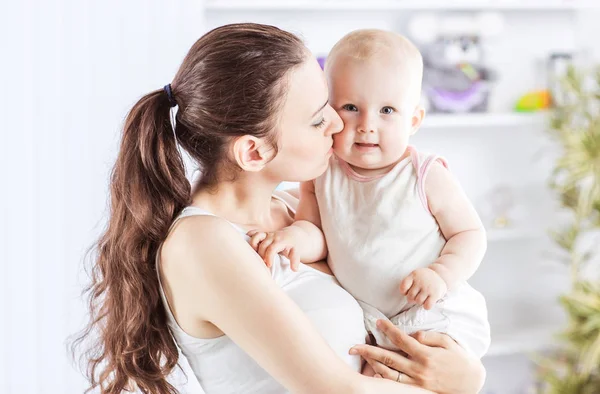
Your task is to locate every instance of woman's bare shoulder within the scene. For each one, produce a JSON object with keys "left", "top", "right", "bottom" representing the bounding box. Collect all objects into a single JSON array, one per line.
[{"left": 161, "top": 214, "right": 245, "bottom": 271}]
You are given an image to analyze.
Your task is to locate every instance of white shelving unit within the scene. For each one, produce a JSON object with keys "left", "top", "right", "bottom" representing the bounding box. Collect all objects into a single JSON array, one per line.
[
  {"left": 487, "top": 227, "right": 544, "bottom": 242},
  {"left": 488, "top": 325, "right": 559, "bottom": 356},
  {"left": 422, "top": 112, "right": 547, "bottom": 129},
  {"left": 206, "top": 0, "right": 598, "bottom": 11},
  {"left": 486, "top": 298, "right": 566, "bottom": 357}
]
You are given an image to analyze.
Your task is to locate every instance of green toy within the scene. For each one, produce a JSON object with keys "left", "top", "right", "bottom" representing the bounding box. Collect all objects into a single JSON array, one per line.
[{"left": 515, "top": 90, "right": 551, "bottom": 112}]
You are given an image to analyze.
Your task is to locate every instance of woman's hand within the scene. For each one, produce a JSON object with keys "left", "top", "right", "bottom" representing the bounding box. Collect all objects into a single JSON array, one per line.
[{"left": 349, "top": 320, "right": 485, "bottom": 394}]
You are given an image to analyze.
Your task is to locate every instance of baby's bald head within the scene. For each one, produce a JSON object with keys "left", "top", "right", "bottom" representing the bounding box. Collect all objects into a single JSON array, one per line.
[{"left": 326, "top": 29, "right": 423, "bottom": 105}]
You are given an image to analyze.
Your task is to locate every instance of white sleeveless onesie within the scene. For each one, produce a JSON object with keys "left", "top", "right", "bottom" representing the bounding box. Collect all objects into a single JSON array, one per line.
[
  {"left": 158, "top": 191, "right": 367, "bottom": 393},
  {"left": 314, "top": 147, "right": 490, "bottom": 358}
]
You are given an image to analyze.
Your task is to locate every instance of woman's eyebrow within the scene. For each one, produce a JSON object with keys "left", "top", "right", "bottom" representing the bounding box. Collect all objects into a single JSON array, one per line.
[{"left": 311, "top": 100, "right": 328, "bottom": 117}]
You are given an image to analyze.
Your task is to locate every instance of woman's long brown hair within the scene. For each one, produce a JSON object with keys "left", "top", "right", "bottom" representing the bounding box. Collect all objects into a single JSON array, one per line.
[{"left": 72, "top": 23, "right": 306, "bottom": 394}]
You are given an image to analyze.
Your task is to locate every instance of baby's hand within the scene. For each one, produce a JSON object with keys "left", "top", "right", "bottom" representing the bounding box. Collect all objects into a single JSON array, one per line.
[
  {"left": 399, "top": 268, "right": 448, "bottom": 310},
  {"left": 247, "top": 226, "right": 304, "bottom": 271}
]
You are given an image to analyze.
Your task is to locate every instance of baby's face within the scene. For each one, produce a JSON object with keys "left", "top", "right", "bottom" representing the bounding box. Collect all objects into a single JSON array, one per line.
[{"left": 327, "top": 56, "right": 421, "bottom": 176}]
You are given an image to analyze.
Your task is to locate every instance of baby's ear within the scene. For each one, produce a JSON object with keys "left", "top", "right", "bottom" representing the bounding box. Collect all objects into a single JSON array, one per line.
[{"left": 410, "top": 106, "right": 426, "bottom": 135}]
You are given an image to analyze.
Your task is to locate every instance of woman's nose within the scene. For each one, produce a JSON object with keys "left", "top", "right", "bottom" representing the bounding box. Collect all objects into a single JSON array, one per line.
[{"left": 325, "top": 105, "right": 343, "bottom": 136}]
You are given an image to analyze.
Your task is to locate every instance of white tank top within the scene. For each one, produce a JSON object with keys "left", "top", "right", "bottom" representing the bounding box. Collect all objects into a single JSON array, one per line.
[
  {"left": 315, "top": 147, "right": 448, "bottom": 318},
  {"left": 158, "top": 191, "right": 366, "bottom": 394}
]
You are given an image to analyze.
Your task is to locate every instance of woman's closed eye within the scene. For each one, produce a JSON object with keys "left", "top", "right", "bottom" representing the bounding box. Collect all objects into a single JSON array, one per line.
[{"left": 312, "top": 117, "right": 327, "bottom": 128}]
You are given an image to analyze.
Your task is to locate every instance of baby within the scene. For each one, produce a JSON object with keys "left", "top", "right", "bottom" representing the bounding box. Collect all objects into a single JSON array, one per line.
[{"left": 251, "top": 29, "right": 490, "bottom": 365}]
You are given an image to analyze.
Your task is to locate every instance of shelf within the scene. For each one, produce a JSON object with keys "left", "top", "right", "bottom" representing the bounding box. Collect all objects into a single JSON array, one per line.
[
  {"left": 486, "top": 227, "right": 543, "bottom": 242},
  {"left": 421, "top": 112, "right": 547, "bottom": 129},
  {"left": 206, "top": 1, "right": 596, "bottom": 11},
  {"left": 485, "top": 298, "right": 566, "bottom": 357},
  {"left": 488, "top": 325, "right": 560, "bottom": 357}
]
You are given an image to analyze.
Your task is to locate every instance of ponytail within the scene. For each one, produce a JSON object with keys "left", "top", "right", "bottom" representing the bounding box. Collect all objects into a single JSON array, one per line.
[{"left": 73, "top": 88, "right": 190, "bottom": 394}]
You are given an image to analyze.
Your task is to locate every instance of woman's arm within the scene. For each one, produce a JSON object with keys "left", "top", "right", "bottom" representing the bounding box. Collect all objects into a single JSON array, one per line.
[
  {"left": 349, "top": 320, "right": 486, "bottom": 394},
  {"left": 162, "top": 215, "right": 431, "bottom": 394}
]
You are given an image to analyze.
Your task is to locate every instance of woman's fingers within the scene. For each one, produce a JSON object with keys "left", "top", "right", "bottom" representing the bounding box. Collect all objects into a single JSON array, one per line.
[
  {"left": 376, "top": 320, "right": 425, "bottom": 357},
  {"left": 350, "top": 343, "right": 415, "bottom": 376},
  {"left": 363, "top": 358, "right": 417, "bottom": 385},
  {"left": 411, "top": 330, "right": 459, "bottom": 350}
]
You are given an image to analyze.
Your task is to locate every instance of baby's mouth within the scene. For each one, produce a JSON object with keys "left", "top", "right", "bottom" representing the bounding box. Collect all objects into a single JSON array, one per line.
[{"left": 355, "top": 143, "right": 379, "bottom": 148}]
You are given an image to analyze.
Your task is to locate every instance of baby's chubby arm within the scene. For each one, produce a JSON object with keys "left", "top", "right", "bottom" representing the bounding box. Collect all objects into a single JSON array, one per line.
[
  {"left": 426, "top": 162, "right": 487, "bottom": 288},
  {"left": 248, "top": 181, "right": 328, "bottom": 271},
  {"left": 293, "top": 180, "right": 329, "bottom": 261},
  {"left": 401, "top": 162, "right": 486, "bottom": 309}
]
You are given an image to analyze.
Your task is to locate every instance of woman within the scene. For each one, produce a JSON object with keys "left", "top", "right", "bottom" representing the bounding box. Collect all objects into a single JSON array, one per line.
[{"left": 77, "top": 23, "right": 485, "bottom": 394}]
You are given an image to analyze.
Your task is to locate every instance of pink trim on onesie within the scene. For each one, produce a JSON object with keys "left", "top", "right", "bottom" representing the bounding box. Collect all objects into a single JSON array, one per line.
[
  {"left": 407, "top": 146, "right": 449, "bottom": 214},
  {"left": 336, "top": 147, "right": 448, "bottom": 214},
  {"left": 337, "top": 157, "right": 388, "bottom": 183}
]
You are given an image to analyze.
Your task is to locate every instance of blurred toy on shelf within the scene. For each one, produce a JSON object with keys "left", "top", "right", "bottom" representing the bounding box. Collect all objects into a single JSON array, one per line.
[
  {"left": 514, "top": 90, "right": 551, "bottom": 112},
  {"left": 317, "top": 55, "right": 327, "bottom": 70},
  {"left": 409, "top": 12, "right": 504, "bottom": 113},
  {"left": 514, "top": 52, "right": 574, "bottom": 112}
]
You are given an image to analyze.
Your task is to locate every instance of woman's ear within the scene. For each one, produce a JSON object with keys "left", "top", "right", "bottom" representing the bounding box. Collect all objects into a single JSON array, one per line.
[
  {"left": 232, "top": 135, "right": 276, "bottom": 172},
  {"left": 410, "top": 106, "right": 426, "bottom": 135}
]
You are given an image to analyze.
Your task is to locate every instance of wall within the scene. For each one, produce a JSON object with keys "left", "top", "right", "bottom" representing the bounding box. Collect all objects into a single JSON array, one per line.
[{"left": 1, "top": 1, "right": 205, "bottom": 393}]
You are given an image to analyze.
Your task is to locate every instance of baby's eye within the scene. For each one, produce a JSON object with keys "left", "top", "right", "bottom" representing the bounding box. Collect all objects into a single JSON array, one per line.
[
  {"left": 381, "top": 106, "right": 395, "bottom": 115},
  {"left": 342, "top": 104, "right": 358, "bottom": 112}
]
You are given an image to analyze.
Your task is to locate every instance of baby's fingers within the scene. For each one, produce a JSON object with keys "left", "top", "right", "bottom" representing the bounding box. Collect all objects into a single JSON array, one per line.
[
  {"left": 258, "top": 237, "right": 274, "bottom": 264},
  {"left": 407, "top": 285, "right": 421, "bottom": 303},
  {"left": 248, "top": 232, "right": 267, "bottom": 251},
  {"left": 288, "top": 247, "right": 300, "bottom": 272},
  {"left": 415, "top": 292, "right": 428, "bottom": 306},
  {"left": 423, "top": 297, "right": 436, "bottom": 310},
  {"left": 399, "top": 276, "right": 413, "bottom": 295},
  {"left": 247, "top": 229, "right": 260, "bottom": 237},
  {"left": 265, "top": 242, "right": 286, "bottom": 268}
]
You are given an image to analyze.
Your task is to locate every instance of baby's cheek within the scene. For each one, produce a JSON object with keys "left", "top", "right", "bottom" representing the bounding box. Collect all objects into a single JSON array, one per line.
[
  {"left": 332, "top": 140, "right": 346, "bottom": 158},
  {"left": 332, "top": 132, "right": 347, "bottom": 149}
]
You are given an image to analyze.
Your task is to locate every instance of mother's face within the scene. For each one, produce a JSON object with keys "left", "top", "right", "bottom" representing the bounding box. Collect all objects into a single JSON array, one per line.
[{"left": 267, "top": 56, "right": 343, "bottom": 183}]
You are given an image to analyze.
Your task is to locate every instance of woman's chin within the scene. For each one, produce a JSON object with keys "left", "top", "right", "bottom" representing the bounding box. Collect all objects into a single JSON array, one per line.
[
  {"left": 313, "top": 157, "right": 333, "bottom": 179},
  {"left": 288, "top": 163, "right": 329, "bottom": 183},
  {"left": 315, "top": 160, "right": 331, "bottom": 178}
]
